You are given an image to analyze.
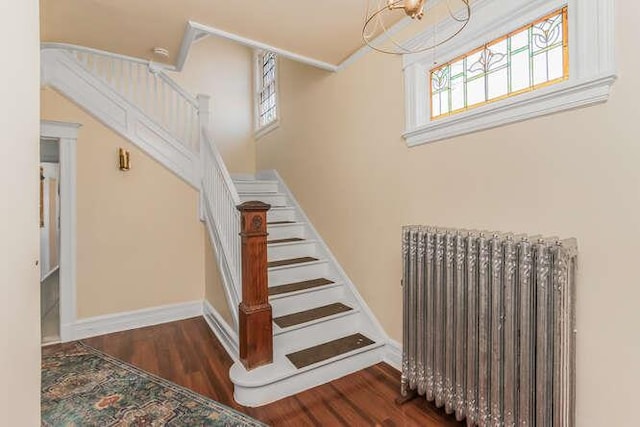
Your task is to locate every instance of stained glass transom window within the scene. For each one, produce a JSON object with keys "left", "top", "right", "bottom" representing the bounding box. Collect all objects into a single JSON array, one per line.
[
  {"left": 259, "top": 52, "right": 277, "bottom": 128},
  {"left": 430, "top": 7, "right": 568, "bottom": 120}
]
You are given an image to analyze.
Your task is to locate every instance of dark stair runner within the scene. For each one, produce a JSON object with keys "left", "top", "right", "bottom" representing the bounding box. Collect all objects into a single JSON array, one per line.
[
  {"left": 286, "top": 333, "right": 376, "bottom": 369},
  {"left": 268, "top": 278, "right": 335, "bottom": 296},
  {"left": 268, "top": 237, "right": 305, "bottom": 245},
  {"left": 274, "top": 303, "right": 352, "bottom": 329},
  {"left": 268, "top": 257, "right": 318, "bottom": 268}
]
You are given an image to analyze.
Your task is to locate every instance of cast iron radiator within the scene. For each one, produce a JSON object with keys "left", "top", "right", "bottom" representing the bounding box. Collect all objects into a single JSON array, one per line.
[{"left": 400, "top": 227, "right": 577, "bottom": 426}]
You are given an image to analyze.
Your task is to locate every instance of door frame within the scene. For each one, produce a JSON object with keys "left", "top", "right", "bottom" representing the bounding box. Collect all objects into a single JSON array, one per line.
[{"left": 40, "top": 120, "right": 80, "bottom": 342}]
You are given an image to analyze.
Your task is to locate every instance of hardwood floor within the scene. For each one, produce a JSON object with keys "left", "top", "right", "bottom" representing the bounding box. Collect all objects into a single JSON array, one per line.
[{"left": 80, "top": 317, "right": 462, "bottom": 427}]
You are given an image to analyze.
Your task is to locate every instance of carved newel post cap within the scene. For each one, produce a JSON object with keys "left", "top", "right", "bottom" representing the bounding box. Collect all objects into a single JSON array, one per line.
[{"left": 237, "top": 201, "right": 271, "bottom": 212}]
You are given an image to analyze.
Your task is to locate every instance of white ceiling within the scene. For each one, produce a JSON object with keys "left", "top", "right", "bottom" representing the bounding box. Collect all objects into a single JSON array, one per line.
[{"left": 40, "top": 0, "right": 409, "bottom": 67}]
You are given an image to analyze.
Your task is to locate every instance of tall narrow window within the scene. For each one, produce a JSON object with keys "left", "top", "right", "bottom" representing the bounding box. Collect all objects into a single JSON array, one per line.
[
  {"left": 430, "top": 7, "right": 569, "bottom": 120},
  {"left": 256, "top": 51, "right": 278, "bottom": 132}
]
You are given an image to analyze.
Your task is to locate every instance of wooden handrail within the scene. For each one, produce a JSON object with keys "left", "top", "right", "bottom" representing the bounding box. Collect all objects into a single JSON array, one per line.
[{"left": 237, "top": 201, "right": 273, "bottom": 370}]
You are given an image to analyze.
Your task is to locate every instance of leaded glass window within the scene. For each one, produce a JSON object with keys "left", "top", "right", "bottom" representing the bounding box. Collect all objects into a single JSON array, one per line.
[
  {"left": 430, "top": 7, "right": 568, "bottom": 120},
  {"left": 258, "top": 52, "right": 277, "bottom": 128}
]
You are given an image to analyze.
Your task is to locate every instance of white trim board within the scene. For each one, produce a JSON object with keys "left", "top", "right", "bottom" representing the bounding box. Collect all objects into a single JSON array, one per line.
[
  {"left": 187, "top": 21, "right": 338, "bottom": 73},
  {"left": 203, "top": 301, "right": 239, "bottom": 362},
  {"left": 72, "top": 300, "right": 203, "bottom": 341},
  {"left": 384, "top": 339, "right": 402, "bottom": 372}
]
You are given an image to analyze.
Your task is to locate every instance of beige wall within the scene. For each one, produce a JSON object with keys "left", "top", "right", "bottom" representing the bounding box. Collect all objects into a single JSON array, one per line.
[
  {"left": 0, "top": 0, "right": 41, "bottom": 423},
  {"left": 172, "top": 36, "right": 255, "bottom": 174},
  {"left": 257, "top": 3, "right": 640, "bottom": 426},
  {"left": 204, "top": 233, "right": 234, "bottom": 326},
  {"left": 41, "top": 88, "right": 204, "bottom": 318}
]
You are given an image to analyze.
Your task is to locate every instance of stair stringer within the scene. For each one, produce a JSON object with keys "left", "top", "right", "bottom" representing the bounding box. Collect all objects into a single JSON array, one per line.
[
  {"left": 256, "top": 169, "right": 389, "bottom": 341},
  {"left": 41, "top": 48, "right": 199, "bottom": 188}
]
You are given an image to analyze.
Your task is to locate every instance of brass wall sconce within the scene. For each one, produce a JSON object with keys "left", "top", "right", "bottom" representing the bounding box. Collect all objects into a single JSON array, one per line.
[{"left": 118, "top": 148, "right": 131, "bottom": 171}]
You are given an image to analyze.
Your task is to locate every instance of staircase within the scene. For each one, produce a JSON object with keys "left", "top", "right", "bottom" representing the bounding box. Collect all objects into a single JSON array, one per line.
[
  {"left": 40, "top": 43, "right": 389, "bottom": 407},
  {"left": 230, "top": 171, "right": 386, "bottom": 405}
]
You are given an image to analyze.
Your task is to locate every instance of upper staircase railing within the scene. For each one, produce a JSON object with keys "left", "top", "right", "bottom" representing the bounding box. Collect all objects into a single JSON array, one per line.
[{"left": 43, "top": 43, "right": 200, "bottom": 155}]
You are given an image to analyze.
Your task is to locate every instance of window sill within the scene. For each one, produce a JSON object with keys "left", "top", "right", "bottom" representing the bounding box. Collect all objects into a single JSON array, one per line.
[
  {"left": 255, "top": 120, "right": 280, "bottom": 140},
  {"left": 403, "top": 74, "right": 617, "bottom": 147}
]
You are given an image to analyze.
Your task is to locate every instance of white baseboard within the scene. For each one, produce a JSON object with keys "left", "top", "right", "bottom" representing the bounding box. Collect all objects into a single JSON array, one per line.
[
  {"left": 72, "top": 300, "right": 203, "bottom": 341},
  {"left": 384, "top": 339, "right": 402, "bottom": 371},
  {"left": 203, "top": 300, "right": 239, "bottom": 362}
]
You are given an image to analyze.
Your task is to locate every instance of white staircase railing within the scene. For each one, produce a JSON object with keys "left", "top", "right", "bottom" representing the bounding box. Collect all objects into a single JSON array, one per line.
[
  {"left": 44, "top": 43, "right": 200, "bottom": 155},
  {"left": 42, "top": 43, "right": 242, "bottom": 330},
  {"left": 201, "top": 126, "right": 242, "bottom": 327}
]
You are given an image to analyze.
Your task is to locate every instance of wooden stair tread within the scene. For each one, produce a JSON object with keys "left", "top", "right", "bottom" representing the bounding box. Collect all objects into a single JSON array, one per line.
[
  {"left": 269, "top": 278, "right": 335, "bottom": 296},
  {"left": 274, "top": 303, "right": 352, "bottom": 328},
  {"left": 268, "top": 238, "right": 305, "bottom": 245},
  {"left": 286, "top": 333, "right": 376, "bottom": 369},
  {"left": 268, "top": 257, "right": 318, "bottom": 268}
]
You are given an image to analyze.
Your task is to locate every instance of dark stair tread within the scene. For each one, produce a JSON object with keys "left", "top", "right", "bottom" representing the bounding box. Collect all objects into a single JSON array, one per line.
[
  {"left": 268, "top": 257, "right": 318, "bottom": 268},
  {"left": 286, "top": 333, "right": 376, "bottom": 369},
  {"left": 274, "top": 303, "right": 353, "bottom": 329},
  {"left": 269, "top": 278, "right": 335, "bottom": 296},
  {"left": 268, "top": 238, "right": 305, "bottom": 245},
  {"left": 268, "top": 221, "right": 297, "bottom": 225}
]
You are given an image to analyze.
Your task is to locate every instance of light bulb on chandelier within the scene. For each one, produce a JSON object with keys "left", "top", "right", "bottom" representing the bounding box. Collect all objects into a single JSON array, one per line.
[{"left": 363, "top": 0, "right": 471, "bottom": 55}]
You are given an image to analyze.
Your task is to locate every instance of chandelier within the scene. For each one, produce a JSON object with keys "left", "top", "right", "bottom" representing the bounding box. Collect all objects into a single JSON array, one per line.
[{"left": 363, "top": 0, "right": 471, "bottom": 55}]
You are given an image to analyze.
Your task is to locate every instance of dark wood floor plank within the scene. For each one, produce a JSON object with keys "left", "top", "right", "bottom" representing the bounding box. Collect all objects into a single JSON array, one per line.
[{"left": 77, "top": 317, "right": 462, "bottom": 426}]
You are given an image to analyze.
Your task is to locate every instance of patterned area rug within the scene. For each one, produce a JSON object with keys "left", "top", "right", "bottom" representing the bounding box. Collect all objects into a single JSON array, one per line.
[{"left": 42, "top": 342, "right": 265, "bottom": 426}]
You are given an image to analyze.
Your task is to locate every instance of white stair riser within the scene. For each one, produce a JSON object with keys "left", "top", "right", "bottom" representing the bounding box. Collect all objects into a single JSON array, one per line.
[
  {"left": 234, "top": 181, "right": 279, "bottom": 193},
  {"left": 273, "top": 313, "right": 363, "bottom": 352},
  {"left": 232, "top": 346, "right": 385, "bottom": 407},
  {"left": 268, "top": 208, "right": 296, "bottom": 223},
  {"left": 268, "top": 262, "right": 328, "bottom": 286},
  {"left": 239, "top": 193, "right": 287, "bottom": 207},
  {"left": 268, "top": 241, "right": 317, "bottom": 261},
  {"left": 270, "top": 286, "right": 346, "bottom": 315},
  {"left": 267, "top": 224, "right": 305, "bottom": 241}
]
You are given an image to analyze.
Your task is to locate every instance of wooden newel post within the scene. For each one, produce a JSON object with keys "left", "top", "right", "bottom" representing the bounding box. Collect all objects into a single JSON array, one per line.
[{"left": 237, "top": 201, "right": 273, "bottom": 370}]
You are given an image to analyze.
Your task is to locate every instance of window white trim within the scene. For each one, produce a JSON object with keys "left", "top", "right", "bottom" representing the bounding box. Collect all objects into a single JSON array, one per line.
[
  {"left": 402, "top": 0, "right": 616, "bottom": 146},
  {"left": 254, "top": 50, "right": 280, "bottom": 139}
]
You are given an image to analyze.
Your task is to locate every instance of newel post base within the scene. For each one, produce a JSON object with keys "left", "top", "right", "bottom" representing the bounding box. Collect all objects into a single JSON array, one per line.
[{"left": 237, "top": 201, "right": 272, "bottom": 370}]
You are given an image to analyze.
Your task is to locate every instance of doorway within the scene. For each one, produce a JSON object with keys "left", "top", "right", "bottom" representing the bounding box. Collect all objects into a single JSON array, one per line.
[
  {"left": 40, "top": 140, "right": 60, "bottom": 344},
  {"left": 40, "top": 120, "right": 79, "bottom": 344}
]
